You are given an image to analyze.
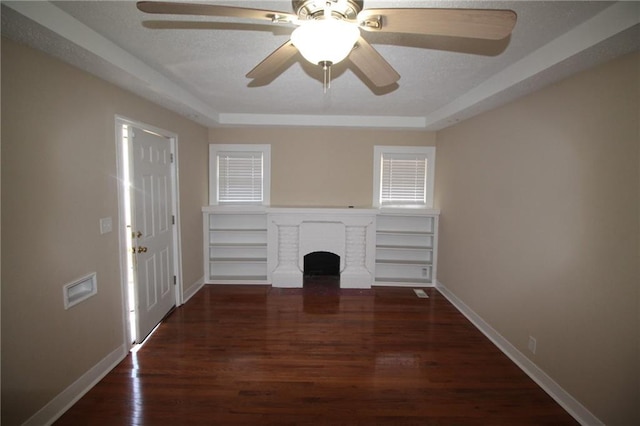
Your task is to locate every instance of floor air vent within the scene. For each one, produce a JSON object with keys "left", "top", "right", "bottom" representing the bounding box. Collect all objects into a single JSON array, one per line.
[
  {"left": 413, "top": 289, "right": 429, "bottom": 298},
  {"left": 64, "top": 272, "right": 97, "bottom": 309}
]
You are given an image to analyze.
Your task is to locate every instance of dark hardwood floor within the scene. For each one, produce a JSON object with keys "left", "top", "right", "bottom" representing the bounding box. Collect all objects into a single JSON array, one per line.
[{"left": 55, "top": 280, "right": 578, "bottom": 425}]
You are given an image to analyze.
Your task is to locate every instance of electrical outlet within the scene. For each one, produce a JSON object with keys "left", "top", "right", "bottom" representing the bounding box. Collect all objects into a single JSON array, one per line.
[{"left": 528, "top": 336, "right": 537, "bottom": 354}]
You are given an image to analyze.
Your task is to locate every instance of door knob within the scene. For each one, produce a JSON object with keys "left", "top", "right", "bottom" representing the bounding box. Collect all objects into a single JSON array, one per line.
[
  {"left": 136, "top": 231, "right": 143, "bottom": 238},
  {"left": 137, "top": 246, "right": 148, "bottom": 253}
]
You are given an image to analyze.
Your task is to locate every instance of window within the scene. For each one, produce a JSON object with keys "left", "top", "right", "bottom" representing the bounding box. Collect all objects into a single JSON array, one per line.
[
  {"left": 373, "top": 146, "right": 435, "bottom": 208},
  {"left": 209, "top": 144, "right": 271, "bottom": 205}
]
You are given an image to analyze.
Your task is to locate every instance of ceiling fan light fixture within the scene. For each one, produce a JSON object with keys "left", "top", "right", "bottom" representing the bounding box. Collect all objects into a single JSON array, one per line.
[
  {"left": 137, "top": 1, "right": 517, "bottom": 91},
  {"left": 291, "top": 18, "right": 359, "bottom": 66}
]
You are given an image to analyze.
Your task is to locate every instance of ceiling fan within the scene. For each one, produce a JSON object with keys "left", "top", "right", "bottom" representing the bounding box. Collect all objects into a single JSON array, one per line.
[{"left": 136, "top": 0, "right": 517, "bottom": 91}]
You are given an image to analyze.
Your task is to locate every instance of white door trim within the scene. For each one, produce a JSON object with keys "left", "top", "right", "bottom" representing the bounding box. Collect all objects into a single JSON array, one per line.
[{"left": 115, "top": 115, "right": 183, "bottom": 349}]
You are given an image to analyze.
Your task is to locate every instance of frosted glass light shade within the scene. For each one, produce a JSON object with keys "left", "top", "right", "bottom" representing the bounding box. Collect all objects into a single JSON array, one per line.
[{"left": 291, "top": 19, "right": 359, "bottom": 65}]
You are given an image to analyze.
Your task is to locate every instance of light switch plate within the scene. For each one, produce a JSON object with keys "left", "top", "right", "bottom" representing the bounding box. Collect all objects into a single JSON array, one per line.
[{"left": 100, "top": 217, "right": 113, "bottom": 234}]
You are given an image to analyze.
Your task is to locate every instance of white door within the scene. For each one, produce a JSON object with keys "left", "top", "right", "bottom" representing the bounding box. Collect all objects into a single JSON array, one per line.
[{"left": 130, "top": 127, "right": 176, "bottom": 342}]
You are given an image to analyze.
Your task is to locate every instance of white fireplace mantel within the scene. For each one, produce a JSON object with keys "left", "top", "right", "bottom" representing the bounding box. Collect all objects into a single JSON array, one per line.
[{"left": 267, "top": 208, "right": 377, "bottom": 289}]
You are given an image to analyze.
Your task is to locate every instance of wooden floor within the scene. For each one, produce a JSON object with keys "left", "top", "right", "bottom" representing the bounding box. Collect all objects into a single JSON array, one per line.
[{"left": 56, "top": 281, "right": 578, "bottom": 425}]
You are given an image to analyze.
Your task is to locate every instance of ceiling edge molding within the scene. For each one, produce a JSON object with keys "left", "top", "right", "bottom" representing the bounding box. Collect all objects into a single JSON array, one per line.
[
  {"left": 218, "top": 113, "right": 427, "bottom": 129},
  {"left": 422, "top": 1, "right": 640, "bottom": 130},
  {"left": 6, "top": 2, "right": 638, "bottom": 130},
  {"left": 4, "top": 0, "right": 221, "bottom": 124}
]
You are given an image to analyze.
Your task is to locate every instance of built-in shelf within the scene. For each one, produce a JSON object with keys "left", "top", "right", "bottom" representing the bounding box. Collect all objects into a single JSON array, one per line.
[
  {"left": 374, "top": 210, "right": 439, "bottom": 287},
  {"left": 377, "top": 245, "right": 432, "bottom": 250},
  {"left": 375, "top": 277, "right": 432, "bottom": 285},
  {"left": 376, "top": 230, "right": 433, "bottom": 235},
  {"left": 208, "top": 275, "right": 269, "bottom": 282},
  {"left": 203, "top": 206, "right": 269, "bottom": 284},
  {"left": 210, "top": 228, "right": 267, "bottom": 232},
  {"left": 210, "top": 243, "right": 266, "bottom": 247},
  {"left": 209, "top": 257, "right": 267, "bottom": 263},
  {"left": 376, "top": 259, "right": 433, "bottom": 265}
]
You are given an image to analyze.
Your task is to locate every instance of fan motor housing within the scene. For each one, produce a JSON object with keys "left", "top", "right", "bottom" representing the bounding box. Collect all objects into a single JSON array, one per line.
[{"left": 293, "top": 0, "right": 363, "bottom": 21}]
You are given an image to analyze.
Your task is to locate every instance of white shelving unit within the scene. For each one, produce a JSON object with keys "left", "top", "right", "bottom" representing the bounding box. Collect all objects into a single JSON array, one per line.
[
  {"left": 374, "top": 209, "right": 439, "bottom": 286},
  {"left": 203, "top": 206, "right": 268, "bottom": 284},
  {"left": 202, "top": 207, "right": 439, "bottom": 287}
]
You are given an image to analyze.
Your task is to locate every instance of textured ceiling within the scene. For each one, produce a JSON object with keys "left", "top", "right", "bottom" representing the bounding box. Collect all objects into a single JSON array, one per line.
[{"left": 2, "top": 1, "right": 639, "bottom": 130}]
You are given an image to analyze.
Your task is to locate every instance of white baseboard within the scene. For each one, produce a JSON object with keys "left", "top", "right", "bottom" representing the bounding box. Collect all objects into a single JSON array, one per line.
[
  {"left": 435, "top": 281, "right": 603, "bottom": 426},
  {"left": 23, "top": 344, "right": 127, "bottom": 426},
  {"left": 182, "top": 275, "right": 205, "bottom": 303}
]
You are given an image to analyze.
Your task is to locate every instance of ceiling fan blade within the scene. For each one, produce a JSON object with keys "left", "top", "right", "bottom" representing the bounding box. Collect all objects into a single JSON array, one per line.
[
  {"left": 349, "top": 36, "right": 400, "bottom": 87},
  {"left": 137, "top": 1, "right": 297, "bottom": 23},
  {"left": 246, "top": 40, "right": 299, "bottom": 80},
  {"left": 358, "top": 8, "right": 516, "bottom": 40}
]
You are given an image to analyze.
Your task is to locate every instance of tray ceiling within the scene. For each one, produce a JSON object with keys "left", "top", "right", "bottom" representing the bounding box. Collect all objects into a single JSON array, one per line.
[{"left": 2, "top": 1, "right": 638, "bottom": 129}]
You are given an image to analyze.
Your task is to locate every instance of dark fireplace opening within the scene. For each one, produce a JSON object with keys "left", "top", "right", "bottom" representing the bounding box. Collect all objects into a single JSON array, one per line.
[
  {"left": 303, "top": 251, "right": 340, "bottom": 277},
  {"left": 303, "top": 252, "right": 340, "bottom": 310}
]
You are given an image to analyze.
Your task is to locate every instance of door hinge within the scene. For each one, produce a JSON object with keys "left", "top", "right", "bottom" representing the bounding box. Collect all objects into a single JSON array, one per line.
[
  {"left": 170, "top": 153, "right": 174, "bottom": 163},
  {"left": 172, "top": 215, "right": 175, "bottom": 225},
  {"left": 173, "top": 275, "right": 177, "bottom": 285}
]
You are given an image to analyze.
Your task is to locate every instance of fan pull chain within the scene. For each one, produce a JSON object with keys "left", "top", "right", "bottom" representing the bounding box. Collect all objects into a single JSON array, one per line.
[
  {"left": 321, "top": 61, "right": 332, "bottom": 93},
  {"left": 322, "top": 2, "right": 333, "bottom": 92}
]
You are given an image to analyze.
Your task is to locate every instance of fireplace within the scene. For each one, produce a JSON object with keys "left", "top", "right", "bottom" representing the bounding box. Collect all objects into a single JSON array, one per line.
[
  {"left": 304, "top": 251, "right": 340, "bottom": 277},
  {"left": 268, "top": 208, "right": 377, "bottom": 289}
]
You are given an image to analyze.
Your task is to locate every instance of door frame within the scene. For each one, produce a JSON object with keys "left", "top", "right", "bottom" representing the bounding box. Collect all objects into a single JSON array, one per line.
[{"left": 115, "top": 115, "right": 184, "bottom": 349}]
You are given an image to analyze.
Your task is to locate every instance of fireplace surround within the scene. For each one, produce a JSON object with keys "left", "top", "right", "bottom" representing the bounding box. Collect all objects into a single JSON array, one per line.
[{"left": 267, "top": 208, "right": 377, "bottom": 289}]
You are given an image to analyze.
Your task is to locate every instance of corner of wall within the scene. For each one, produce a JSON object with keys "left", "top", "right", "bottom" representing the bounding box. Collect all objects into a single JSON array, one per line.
[{"left": 435, "top": 281, "right": 604, "bottom": 426}]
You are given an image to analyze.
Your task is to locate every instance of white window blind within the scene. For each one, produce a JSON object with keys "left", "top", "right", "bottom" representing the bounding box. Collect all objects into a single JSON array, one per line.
[
  {"left": 217, "top": 151, "right": 263, "bottom": 203},
  {"left": 380, "top": 153, "right": 428, "bottom": 206}
]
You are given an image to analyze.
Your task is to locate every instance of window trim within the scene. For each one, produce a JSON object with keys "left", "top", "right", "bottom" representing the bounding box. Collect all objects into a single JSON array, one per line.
[
  {"left": 209, "top": 144, "right": 271, "bottom": 206},
  {"left": 373, "top": 145, "right": 436, "bottom": 209}
]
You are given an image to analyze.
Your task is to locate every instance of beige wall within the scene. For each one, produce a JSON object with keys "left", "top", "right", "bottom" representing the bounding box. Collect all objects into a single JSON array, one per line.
[
  {"left": 2, "top": 26, "right": 636, "bottom": 426},
  {"left": 435, "top": 52, "right": 640, "bottom": 425},
  {"left": 210, "top": 127, "right": 435, "bottom": 207},
  {"left": 1, "top": 38, "right": 209, "bottom": 424}
]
